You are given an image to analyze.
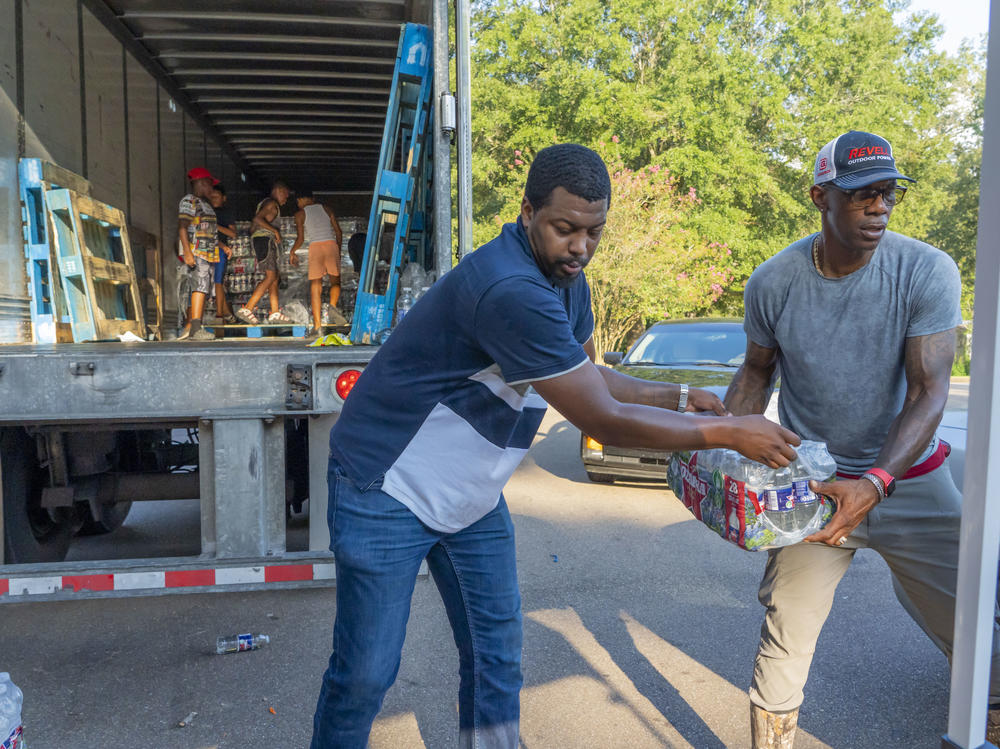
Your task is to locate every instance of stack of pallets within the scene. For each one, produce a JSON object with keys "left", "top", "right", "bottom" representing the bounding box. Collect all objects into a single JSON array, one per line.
[{"left": 19, "top": 159, "right": 150, "bottom": 343}]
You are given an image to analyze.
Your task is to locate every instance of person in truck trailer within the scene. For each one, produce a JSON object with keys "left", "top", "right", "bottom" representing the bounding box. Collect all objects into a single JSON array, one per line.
[
  {"left": 176, "top": 166, "right": 220, "bottom": 341},
  {"left": 723, "top": 130, "right": 1000, "bottom": 747},
  {"left": 310, "top": 143, "right": 802, "bottom": 748},
  {"left": 236, "top": 179, "right": 293, "bottom": 325},
  {"left": 209, "top": 184, "right": 237, "bottom": 324},
  {"left": 290, "top": 190, "right": 346, "bottom": 333}
]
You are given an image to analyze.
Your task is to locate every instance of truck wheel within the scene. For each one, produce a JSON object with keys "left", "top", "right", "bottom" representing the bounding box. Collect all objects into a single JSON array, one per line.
[
  {"left": 586, "top": 471, "right": 616, "bottom": 484},
  {"left": 77, "top": 501, "right": 133, "bottom": 536},
  {"left": 1, "top": 428, "right": 74, "bottom": 564}
]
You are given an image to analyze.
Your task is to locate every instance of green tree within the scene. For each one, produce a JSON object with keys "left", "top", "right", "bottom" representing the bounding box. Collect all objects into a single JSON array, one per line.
[{"left": 470, "top": 0, "right": 982, "bottom": 337}]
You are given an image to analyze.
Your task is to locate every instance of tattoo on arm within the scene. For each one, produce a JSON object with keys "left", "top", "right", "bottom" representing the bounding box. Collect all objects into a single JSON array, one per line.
[
  {"left": 875, "top": 328, "right": 955, "bottom": 476},
  {"left": 724, "top": 341, "right": 778, "bottom": 416}
]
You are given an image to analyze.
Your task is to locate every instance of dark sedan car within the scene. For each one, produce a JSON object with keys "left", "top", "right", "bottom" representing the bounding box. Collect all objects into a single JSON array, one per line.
[{"left": 580, "top": 318, "right": 774, "bottom": 483}]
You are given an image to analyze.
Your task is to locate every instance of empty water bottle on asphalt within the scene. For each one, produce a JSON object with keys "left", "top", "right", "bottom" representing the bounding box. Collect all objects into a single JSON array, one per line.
[
  {"left": 216, "top": 633, "right": 270, "bottom": 655},
  {"left": 0, "top": 673, "right": 24, "bottom": 749}
]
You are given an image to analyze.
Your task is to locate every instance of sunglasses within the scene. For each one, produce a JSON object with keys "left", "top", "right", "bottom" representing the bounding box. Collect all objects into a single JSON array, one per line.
[{"left": 828, "top": 184, "right": 907, "bottom": 207}]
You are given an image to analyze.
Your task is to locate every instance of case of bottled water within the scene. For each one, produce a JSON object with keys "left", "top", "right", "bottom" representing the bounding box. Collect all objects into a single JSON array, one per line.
[{"left": 666, "top": 441, "right": 838, "bottom": 550}]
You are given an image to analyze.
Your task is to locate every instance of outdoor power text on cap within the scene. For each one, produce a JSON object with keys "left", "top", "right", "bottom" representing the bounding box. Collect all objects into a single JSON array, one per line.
[
  {"left": 187, "top": 166, "right": 219, "bottom": 184},
  {"left": 813, "top": 131, "right": 915, "bottom": 189}
]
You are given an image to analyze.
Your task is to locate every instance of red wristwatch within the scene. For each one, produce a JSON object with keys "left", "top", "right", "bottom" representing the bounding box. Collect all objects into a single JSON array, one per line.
[{"left": 866, "top": 468, "right": 896, "bottom": 497}]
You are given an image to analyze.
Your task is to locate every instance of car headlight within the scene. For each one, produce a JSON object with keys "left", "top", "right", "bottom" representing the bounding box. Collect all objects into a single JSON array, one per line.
[{"left": 582, "top": 436, "right": 604, "bottom": 459}]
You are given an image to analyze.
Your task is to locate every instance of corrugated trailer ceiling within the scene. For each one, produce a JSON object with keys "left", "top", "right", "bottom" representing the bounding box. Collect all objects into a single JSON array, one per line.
[{"left": 98, "top": 0, "right": 424, "bottom": 192}]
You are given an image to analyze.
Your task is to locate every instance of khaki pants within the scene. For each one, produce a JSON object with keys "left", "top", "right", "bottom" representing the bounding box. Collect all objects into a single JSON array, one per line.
[{"left": 749, "top": 458, "right": 1000, "bottom": 712}]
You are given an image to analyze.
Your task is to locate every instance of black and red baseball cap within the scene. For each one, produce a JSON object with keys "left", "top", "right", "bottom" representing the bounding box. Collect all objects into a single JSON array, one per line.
[
  {"left": 813, "top": 131, "right": 915, "bottom": 189},
  {"left": 187, "top": 166, "right": 220, "bottom": 185}
]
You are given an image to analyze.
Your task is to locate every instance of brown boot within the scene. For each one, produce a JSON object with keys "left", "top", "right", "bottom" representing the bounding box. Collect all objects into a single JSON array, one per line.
[
  {"left": 987, "top": 708, "right": 1000, "bottom": 746},
  {"left": 751, "top": 704, "right": 799, "bottom": 749}
]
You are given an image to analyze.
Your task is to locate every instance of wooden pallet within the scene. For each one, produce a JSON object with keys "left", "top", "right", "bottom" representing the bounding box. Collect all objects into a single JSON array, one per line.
[
  {"left": 43, "top": 188, "right": 146, "bottom": 342},
  {"left": 129, "top": 225, "right": 164, "bottom": 340},
  {"left": 18, "top": 159, "right": 93, "bottom": 343}
]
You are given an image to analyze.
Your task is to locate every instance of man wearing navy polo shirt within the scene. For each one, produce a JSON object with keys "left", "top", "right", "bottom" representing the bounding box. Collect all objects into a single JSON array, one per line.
[{"left": 310, "top": 144, "right": 801, "bottom": 749}]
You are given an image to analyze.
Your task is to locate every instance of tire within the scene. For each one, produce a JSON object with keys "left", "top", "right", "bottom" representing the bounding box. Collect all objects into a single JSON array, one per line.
[
  {"left": 586, "top": 471, "right": 616, "bottom": 484},
  {"left": 1, "top": 428, "right": 75, "bottom": 564},
  {"left": 77, "top": 501, "right": 133, "bottom": 536}
]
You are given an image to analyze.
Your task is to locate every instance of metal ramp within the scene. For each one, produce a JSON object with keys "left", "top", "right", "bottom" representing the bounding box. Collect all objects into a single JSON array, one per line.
[
  {"left": 350, "top": 22, "right": 434, "bottom": 344},
  {"left": 18, "top": 159, "right": 92, "bottom": 343},
  {"left": 43, "top": 188, "right": 146, "bottom": 342}
]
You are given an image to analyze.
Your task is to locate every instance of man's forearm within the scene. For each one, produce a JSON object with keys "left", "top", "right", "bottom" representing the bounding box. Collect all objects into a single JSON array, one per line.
[
  {"left": 873, "top": 328, "right": 955, "bottom": 477},
  {"left": 596, "top": 366, "right": 681, "bottom": 410},
  {"left": 178, "top": 226, "right": 191, "bottom": 255},
  {"left": 723, "top": 365, "right": 772, "bottom": 416},
  {"left": 873, "top": 388, "right": 948, "bottom": 477}
]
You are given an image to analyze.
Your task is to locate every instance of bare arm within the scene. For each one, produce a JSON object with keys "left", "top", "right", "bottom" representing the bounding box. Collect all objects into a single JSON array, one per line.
[
  {"left": 723, "top": 340, "right": 778, "bottom": 416},
  {"left": 177, "top": 218, "right": 195, "bottom": 266},
  {"left": 217, "top": 224, "right": 237, "bottom": 239},
  {"left": 325, "top": 205, "right": 343, "bottom": 248},
  {"left": 291, "top": 210, "right": 306, "bottom": 255},
  {"left": 531, "top": 359, "right": 799, "bottom": 467},
  {"left": 873, "top": 328, "right": 955, "bottom": 476},
  {"left": 582, "top": 338, "right": 726, "bottom": 414},
  {"left": 807, "top": 328, "right": 955, "bottom": 546}
]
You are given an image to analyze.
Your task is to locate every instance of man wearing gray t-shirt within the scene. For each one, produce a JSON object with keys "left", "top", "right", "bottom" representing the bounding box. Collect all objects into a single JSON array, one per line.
[{"left": 725, "top": 130, "right": 1000, "bottom": 747}]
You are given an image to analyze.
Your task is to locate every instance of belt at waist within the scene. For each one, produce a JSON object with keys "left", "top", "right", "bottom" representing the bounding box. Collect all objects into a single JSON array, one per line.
[{"left": 836, "top": 440, "right": 951, "bottom": 481}]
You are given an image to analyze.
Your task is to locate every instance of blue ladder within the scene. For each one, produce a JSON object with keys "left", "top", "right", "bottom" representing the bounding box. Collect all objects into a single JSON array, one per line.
[{"left": 350, "top": 22, "right": 434, "bottom": 344}]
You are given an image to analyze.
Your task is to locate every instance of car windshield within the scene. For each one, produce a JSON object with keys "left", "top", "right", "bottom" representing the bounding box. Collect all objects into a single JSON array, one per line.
[{"left": 624, "top": 326, "right": 747, "bottom": 367}]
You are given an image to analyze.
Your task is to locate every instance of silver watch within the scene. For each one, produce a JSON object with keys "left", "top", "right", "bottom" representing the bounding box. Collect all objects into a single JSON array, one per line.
[
  {"left": 676, "top": 383, "right": 689, "bottom": 412},
  {"left": 861, "top": 473, "right": 886, "bottom": 502}
]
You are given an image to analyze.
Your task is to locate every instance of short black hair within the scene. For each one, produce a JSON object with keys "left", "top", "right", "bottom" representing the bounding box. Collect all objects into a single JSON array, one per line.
[
  {"left": 213, "top": 184, "right": 226, "bottom": 196},
  {"left": 272, "top": 178, "right": 290, "bottom": 191},
  {"left": 524, "top": 144, "right": 611, "bottom": 209},
  {"left": 298, "top": 188, "right": 314, "bottom": 199}
]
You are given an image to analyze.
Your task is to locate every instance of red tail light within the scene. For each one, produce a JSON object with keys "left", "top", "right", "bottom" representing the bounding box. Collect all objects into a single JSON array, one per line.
[{"left": 335, "top": 369, "right": 362, "bottom": 400}]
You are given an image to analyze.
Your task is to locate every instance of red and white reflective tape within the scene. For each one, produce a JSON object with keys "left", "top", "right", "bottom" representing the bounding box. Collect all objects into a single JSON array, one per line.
[{"left": 0, "top": 562, "right": 336, "bottom": 598}]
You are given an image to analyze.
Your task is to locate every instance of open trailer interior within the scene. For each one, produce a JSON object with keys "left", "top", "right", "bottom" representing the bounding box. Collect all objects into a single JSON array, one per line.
[
  {"left": 0, "top": 0, "right": 457, "bottom": 342},
  {"left": 0, "top": 0, "right": 466, "bottom": 586}
]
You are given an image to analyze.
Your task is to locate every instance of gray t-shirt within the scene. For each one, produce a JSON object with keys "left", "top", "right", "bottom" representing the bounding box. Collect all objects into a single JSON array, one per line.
[{"left": 743, "top": 230, "right": 961, "bottom": 473}]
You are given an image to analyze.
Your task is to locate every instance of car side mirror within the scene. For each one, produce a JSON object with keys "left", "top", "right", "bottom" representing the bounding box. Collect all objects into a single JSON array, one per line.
[{"left": 602, "top": 352, "right": 623, "bottom": 365}]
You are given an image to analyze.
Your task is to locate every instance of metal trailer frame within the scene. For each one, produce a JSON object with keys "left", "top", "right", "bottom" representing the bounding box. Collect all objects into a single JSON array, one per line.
[
  {"left": 0, "top": 1, "right": 463, "bottom": 602},
  {"left": 945, "top": 1, "right": 1000, "bottom": 746},
  {"left": 0, "top": 340, "right": 373, "bottom": 601}
]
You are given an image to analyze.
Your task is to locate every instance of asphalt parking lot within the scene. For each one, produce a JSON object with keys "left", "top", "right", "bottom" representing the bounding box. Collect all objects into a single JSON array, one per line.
[{"left": 0, "top": 387, "right": 972, "bottom": 748}]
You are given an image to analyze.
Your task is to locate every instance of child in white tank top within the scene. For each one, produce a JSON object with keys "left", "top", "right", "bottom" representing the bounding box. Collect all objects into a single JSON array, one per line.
[{"left": 291, "top": 192, "right": 345, "bottom": 333}]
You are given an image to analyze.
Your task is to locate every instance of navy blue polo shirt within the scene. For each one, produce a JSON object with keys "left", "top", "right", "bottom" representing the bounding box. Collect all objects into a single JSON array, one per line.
[{"left": 329, "top": 218, "right": 594, "bottom": 532}]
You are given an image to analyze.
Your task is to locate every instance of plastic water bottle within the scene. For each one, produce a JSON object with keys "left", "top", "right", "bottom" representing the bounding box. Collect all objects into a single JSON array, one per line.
[
  {"left": 709, "top": 441, "right": 837, "bottom": 542},
  {"left": 0, "top": 673, "right": 24, "bottom": 749},
  {"left": 764, "top": 441, "right": 837, "bottom": 537},
  {"left": 215, "top": 633, "right": 270, "bottom": 655},
  {"left": 395, "top": 287, "right": 414, "bottom": 326},
  {"left": 756, "top": 464, "right": 796, "bottom": 534}
]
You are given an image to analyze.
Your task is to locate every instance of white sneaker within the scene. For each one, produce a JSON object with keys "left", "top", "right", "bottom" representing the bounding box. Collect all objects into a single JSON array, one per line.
[
  {"left": 268, "top": 311, "right": 293, "bottom": 323},
  {"left": 189, "top": 329, "right": 215, "bottom": 341},
  {"left": 327, "top": 307, "right": 348, "bottom": 325},
  {"left": 235, "top": 307, "right": 259, "bottom": 325}
]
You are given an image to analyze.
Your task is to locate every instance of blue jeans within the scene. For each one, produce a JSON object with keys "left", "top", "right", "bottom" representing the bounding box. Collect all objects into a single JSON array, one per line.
[{"left": 311, "top": 461, "right": 523, "bottom": 748}]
